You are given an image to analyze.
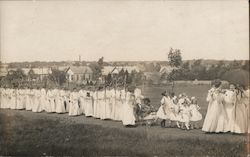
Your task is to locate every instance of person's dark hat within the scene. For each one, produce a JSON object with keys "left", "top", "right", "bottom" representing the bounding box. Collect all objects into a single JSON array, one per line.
[{"left": 161, "top": 90, "right": 167, "bottom": 96}]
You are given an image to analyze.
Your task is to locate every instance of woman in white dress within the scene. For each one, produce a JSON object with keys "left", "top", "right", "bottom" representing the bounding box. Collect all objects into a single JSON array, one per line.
[
  {"left": 134, "top": 88, "right": 144, "bottom": 107},
  {"left": 156, "top": 91, "right": 172, "bottom": 127},
  {"left": 78, "top": 89, "right": 86, "bottom": 115},
  {"left": 10, "top": 89, "right": 17, "bottom": 109},
  {"left": 32, "top": 89, "right": 43, "bottom": 113},
  {"left": 16, "top": 89, "right": 25, "bottom": 110},
  {"left": 99, "top": 88, "right": 106, "bottom": 120},
  {"left": 6, "top": 89, "right": 12, "bottom": 109},
  {"left": 84, "top": 91, "right": 94, "bottom": 117},
  {"left": 114, "top": 89, "right": 123, "bottom": 121},
  {"left": 0, "top": 88, "right": 3, "bottom": 108},
  {"left": 23, "top": 88, "right": 30, "bottom": 110},
  {"left": 243, "top": 87, "right": 250, "bottom": 133},
  {"left": 27, "top": 88, "right": 35, "bottom": 111},
  {"left": 92, "top": 90, "right": 98, "bottom": 118},
  {"left": 0, "top": 88, "right": 4, "bottom": 108},
  {"left": 40, "top": 88, "right": 47, "bottom": 112},
  {"left": 0, "top": 88, "right": 7, "bottom": 109},
  {"left": 69, "top": 90, "right": 81, "bottom": 116},
  {"left": 120, "top": 89, "right": 127, "bottom": 120},
  {"left": 224, "top": 84, "right": 237, "bottom": 131},
  {"left": 202, "top": 80, "right": 228, "bottom": 133},
  {"left": 122, "top": 92, "right": 136, "bottom": 126},
  {"left": 230, "top": 85, "right": 248, "bottom": 134},
  {"left": 105, "top": 88, "right": 112, "bottom": 119},
  {"left": 55, "top": 89, "right": 66, "bottom": 113},
  {"left": 45, "top": 89, "right": 53, "bottom": 113},
  {"left": 110, "top": 88, "right": 116, "bottom": 120},
  {"left": 64, "top": 90, "right": 70, "bottom": 113}
]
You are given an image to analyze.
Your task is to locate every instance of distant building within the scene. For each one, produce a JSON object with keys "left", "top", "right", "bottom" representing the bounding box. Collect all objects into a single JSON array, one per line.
[
  {"left": 30, "top": 68, "right": 52, "bottom": 81},
  {"left": 102, "top": 66, "right": 140, "bottom": 76},
  {"left": 65, "top": 66, "right": 93, "bottom": 83},
  {"left": 159, "top": 66, "right": 177, "bottom": 75},
  {"left": 6, "top": 67, "right": 52, "bottom": 81},
  {"left": 0, "top": 64, "right": 8, "bottom": 77}
]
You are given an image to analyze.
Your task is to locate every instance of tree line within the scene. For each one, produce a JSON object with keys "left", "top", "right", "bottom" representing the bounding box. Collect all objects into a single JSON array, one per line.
[{"left": 165, "top": 48, "right": 249, "bottom": 81}]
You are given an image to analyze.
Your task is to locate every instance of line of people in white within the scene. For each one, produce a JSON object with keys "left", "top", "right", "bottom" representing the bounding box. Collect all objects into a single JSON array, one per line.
[
  {"left": 0, "top": 81, "right": 249, "bottom": 134},
  {"left": 0, "top": 87, "right": 144, "bottom": 126},
  {"left": 202, "top": 80, "right": 249, "bottom": 134}
]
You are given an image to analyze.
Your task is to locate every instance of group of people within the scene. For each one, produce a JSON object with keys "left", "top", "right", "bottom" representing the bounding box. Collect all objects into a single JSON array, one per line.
[
  {"left": 0, "top": 87, "right": 147, "bottom": 126},
  {"left": 156, "top": 91, "right": 203, "bottom": 130},
  {"left": 202, "top": 80, "right": 249, "bottom": 134},
  {"left": 0, "top": 80, "right": 249, "bottom": 134}
]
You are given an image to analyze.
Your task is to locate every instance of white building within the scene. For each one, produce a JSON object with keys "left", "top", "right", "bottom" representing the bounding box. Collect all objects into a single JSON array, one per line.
[{"left": 65, "top": 66, "right": 93, "bottom": 83}]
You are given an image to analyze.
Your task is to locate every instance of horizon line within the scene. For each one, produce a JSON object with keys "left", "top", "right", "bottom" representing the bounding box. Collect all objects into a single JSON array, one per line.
[{"left": 1, "top": 58, "right": 249, "bottom": 64}]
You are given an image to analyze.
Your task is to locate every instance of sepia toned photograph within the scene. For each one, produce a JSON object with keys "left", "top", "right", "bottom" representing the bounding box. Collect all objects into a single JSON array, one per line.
[{"left": 0, "top": 0, "right": 249, "bottom": 156}]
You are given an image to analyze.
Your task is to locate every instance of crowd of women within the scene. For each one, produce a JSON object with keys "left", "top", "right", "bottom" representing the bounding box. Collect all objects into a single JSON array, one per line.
[
  {"left": 155, "top": 80, "right": 250, "bottom": 134},
  {"left": 0, "top": 87, "right": 144, "bottom": 126},
  {"left": 0, "top": 79, "right": 249, "bottom": 134},
  {"left": 202, "top": 80, "right": 249, "bottom": 134}
]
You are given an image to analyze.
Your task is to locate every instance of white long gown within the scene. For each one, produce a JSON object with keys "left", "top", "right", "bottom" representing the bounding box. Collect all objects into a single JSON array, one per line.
[
  {"left": 55, "top": 90, "right": 66, "bottom": 113},
  {"left": 224, "top": 90, "right": 237, "bottom": 131},
  {"left": 28, "top": 89, "right": 35, "bottom": 111},
  {"left": 16, "top": 89, "right": 25, "bottom": 110},
  {"left": 99, "top": 90, "right": 106, "bottom": 120},
  {"left": 202, "top": 88, "right": 228, "bottom": 133},
  {"left": 45, "top": 90, "right": 53, "bottom": 112},
  {"left": 93, "top": 91, "right": 99, "bottom": 118},
  {"left": 244, "top": 89, "right": 250, "bottom": 133},
  {"left": 32, "top": 90, "right": 42, "bottom": 112},
  {"left": 110, "top": 89, "right": 116, "bottom": 120},
  {"left": 10, "top": 89, "right": 17, "bottom": 109},
  {"left": 0, "top": 88, "right": 4, "bottom": 108},
  {"left": 24, "top": 89, "right": 32, "bottom": 111},
  {"left": 0, "top": 89, "right": 7, "bottom": 109},
  {"left": 40, "top": 88, "right": 47, "bottom": 112},
  {"left": 114, "top": 90, "right": 122, "bottom": 121},
  {"left": 156, "top": 96, "right": 172, "bottom": 120},
  {"left": 51, "top": 90, "right": 57, "bottom": 112},
  {"left": 78, "top": 90, "right": 86, "bottom": 115},
  {"left": 69, "top": 92, "right": 81, "bottom": 116},
  {"left": 84, "top": 91, "right": 94, "bottom": 117},
  {"left": 105, "top": 90, "right": 112, "bottom": 119},
  {"left": 230, "top": 93, "right": 248, "bottom": 134},
  {"left": 122, "top": 92, "right": 136, "bottom": 126}
]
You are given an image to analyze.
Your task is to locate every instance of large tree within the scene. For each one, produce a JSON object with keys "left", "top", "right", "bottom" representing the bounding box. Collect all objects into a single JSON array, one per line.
[
  {"left": 167, "top": 48, "right": 182, "bottom": 91},
  {"left": 168, "top": 48, "right": 182, "bottom": 68},
  {"left": 6, "top": 68, "right": 26, "bottom": 87}
]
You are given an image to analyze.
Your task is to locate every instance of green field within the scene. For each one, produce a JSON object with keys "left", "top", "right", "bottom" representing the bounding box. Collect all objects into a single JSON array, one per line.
[{"left": 0, "top": 84, "right": 249, "bottom": 156}]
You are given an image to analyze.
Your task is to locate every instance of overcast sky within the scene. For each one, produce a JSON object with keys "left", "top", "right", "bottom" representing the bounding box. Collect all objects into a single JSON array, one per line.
[{"left": 0, "top": 0, "right": 249, "bottom": 63}]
